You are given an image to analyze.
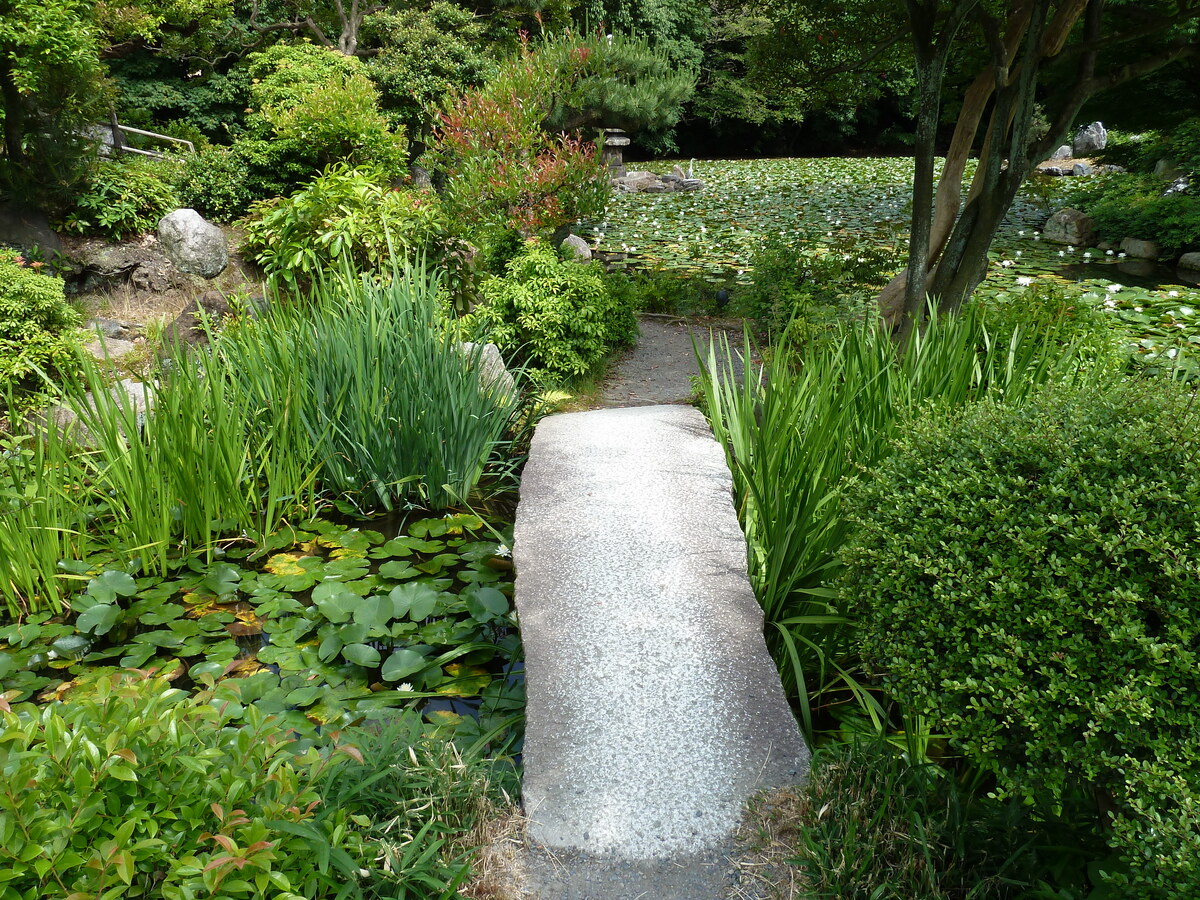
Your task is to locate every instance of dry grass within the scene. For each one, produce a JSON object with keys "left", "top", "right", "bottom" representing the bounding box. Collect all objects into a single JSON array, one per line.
[
  {"left": 726, "top": 787, "right": 809, "bottom": 900},
  {"left": 459, "top": 803, "right": 533, "bottom": 900}
]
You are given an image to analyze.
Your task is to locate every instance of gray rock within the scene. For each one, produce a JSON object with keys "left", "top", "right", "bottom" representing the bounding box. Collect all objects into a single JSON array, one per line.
[
  {"left": 1097, "top": 164, "right": 1127, "bottom": 174},
  {"left": 1043, "top": 208, "right": 1095, "bottom": 245},
  {"left": 157, "top": 209, "right": 228, "bottom": 278},
  {"left": 642, "top": 183, "right": 669, "bottom": 193},
  {"left": 162, "top": 291, "right": 231, "bottom": 352},
  {"left": 1041, "top": 166, "right": 1065, "bottom": 177},
  {"left": 87, "top": 317, "right": 133, "bottom": 340},
  {"left": 130, "top": 258, "right": 179, "bottom": 293},
  {"left": 1164, "top": 177, "right": 1190, "bottom": 196},
  {"left": 408, "top": 164, "right": 433, "bottom": 191},
  {"left": 1050, "top": 144, "right": 1073, "bottom": 161},
  {"left": 679, "top": 178, "right": 704, "bottom": 191},
  {"left": 672, "top": 164, "right": 687, "bottom": 179},
  {"left": 613, "top": 171, "right": 660, "bottom": 192},
  {"left": 1120, "top": 237, "right": 1159, "bottom": 259},
  {"left": 459, "top": 342, "right": 516, "bottom": 398},
  {"left": 1118, "top": 259, "right": 1158, "bottom": 278},
  {"left": 1177, "top": 251, "right": 1200, "bottom": 271},
  {"left": 1072, "top": 162, "right": 1094, "bottom": 176},
  {"left": 83, "top": 337, "right": 138, "bottom": 361},
  {"left": 44, "top": 378, "right": 153, "bottom": 447},
  {"left": 0, "top": 202, "right": 63, "bottom": 256},
  {"left": 1073, "top": 121, "right": 1107, "bottom": 155},
  {"left": 560, "top": 234, "right": 592, "bottom": 262},
  {"left": 1154, "top": 158, "right": 1184, "bottom": 179}
]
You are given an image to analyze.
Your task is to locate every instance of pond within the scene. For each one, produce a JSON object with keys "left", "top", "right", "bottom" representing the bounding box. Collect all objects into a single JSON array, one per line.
[{"left": 586, "top": 156, "right": 1200, "bottom": 376}]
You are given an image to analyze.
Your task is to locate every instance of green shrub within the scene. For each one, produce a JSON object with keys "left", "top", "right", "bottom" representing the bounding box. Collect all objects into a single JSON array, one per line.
[
  {"left": 243, "top": 166, "right": 448, "bottom": 290},
  {"left": 0, "top": 674, "right": 367, "bottom": 899},
  {"left": 59, "top": 156, "right": 180, "bottom": 239},
  {"left": 0, "top": 255, "right": 82, "bottom": 409},
  {"left": 243, "top": 43, "right": 406, "bottom": 180},
  {"left": 1075, "top": 174, "right": 1200, "bottom": 255},
  {"left": 840, "top": 380, "right": 1200, "bottom": 897},
  {"left": 743, "top": 232, "right": 900, "bottom": 337},
  {"left": 172, "top": 146, "right": 254, "bottom": 221},
  {"left": 603, "top": 266, "right": 712, "bottom": 315},
  {"left": 474, "top": 239, "right": 637, "bottom": 384}
]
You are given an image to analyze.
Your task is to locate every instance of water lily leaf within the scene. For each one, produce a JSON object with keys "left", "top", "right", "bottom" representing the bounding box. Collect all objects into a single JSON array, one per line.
[
  {"left": 388, "top": 582, "right": 441, "bottom": 621},
  {"left": 381, "top": 648, "right": 428, "bottom": 681},
  {"left": 415, "top": 553, "right": 460, "bottom": 576},
  {"left": 202, "top": 564, "right": 242, "bottom": 598},
  {"left": 465, "top": 587, "right": 509, "bottom": 624},
  {"left": 77, "top": 604, "right": 122, "bottom": 636},
  {"left": 260, "top": 554, "right": 324, "bottom": 591},
  {"left": 313, "top": 583, "right": 359, "bottom": 624},
  {"left": 87, "top": 571, "right": 137, "bottom": 605},
  {"left": 379, "top": 561, "right": 419, "bottom": 580},
  {"left": 342, "top": 643, "right": 381, "bottom": 668}
]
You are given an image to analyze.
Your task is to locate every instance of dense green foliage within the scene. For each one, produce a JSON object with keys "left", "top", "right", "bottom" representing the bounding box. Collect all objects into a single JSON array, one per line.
[
  {"left": 475, "top": 240, "right": 636, "bottom": 384},
  {"left": 841, "top": 381, "right": 1200, "bottom": 896},
  {"left": 698, "top": 306, "right": 1108, "bottom": 738},
  {"left": 0, "top": 256, "right": 81, "bottom": 410},
  {"left": 59, "top": 156, "right": 179, "bottom": 239},
  {"left": 171, "top": 146, "right": 255, "bottom": 222},
  {"left": 742, "top": 232, "right": 899, "bottom": 336},
  {"left": 243, "top": 167, "right": 448, "bottom": 290},
  {"left": 365, "top": 2, "right": 496, "bottom": 138},
  {"left": 0, "top": 674, "right": 365, "bottom": 899},
  {"left": 241, "top": 43, "right": 407, "bottom": 184}
]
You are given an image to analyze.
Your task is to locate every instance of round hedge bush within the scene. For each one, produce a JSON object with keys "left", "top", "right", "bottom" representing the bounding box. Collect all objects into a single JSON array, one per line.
[
  {"left": 474, "top": 239, "right": 637, "bottom": 384},
  {"left": 839, "top": 380, "right": 1200, "bottom": 897}
]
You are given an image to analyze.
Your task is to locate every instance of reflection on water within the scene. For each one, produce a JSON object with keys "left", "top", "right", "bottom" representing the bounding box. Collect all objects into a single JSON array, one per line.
[{"left": 1059, "top": 260, "right": 1200, "bottom": 290}]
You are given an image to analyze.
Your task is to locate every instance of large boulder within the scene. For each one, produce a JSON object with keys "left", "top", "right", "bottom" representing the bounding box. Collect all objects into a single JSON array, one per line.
[
  {"left": 0, "top": 202, "right": 63, "bottom": 256},
  {"left": 1120, "top": 237, "right": 1160, "bottom": 260},
  {"left": 1050, "top": 144, "right": 1073, "bottom": 161},
  {"left": 157, "top": 209, "right": 228, "bottom": 278},
  {"left": 1073, "top": 121, "right": 1107, "bottom": 156},
  {"left": 72, "top": 242, "right": 183, "bottom": 293},
  {"left": 1072, "top": 162, "right": 1094, "bottom": 176},
  {"left": 1177, "top": 251, "right": 1200, "bottom": 272},
  {"left": 1042, "top": 208, "right": 1095, "bottom": 245}
]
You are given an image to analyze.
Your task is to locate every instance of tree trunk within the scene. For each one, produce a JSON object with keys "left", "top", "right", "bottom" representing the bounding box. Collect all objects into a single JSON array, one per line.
[{"left": 0, "top": 58, "right": 26, "bottom": 168}]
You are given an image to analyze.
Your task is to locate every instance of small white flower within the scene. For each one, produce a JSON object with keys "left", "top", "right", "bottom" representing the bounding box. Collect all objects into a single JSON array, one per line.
[
  {"left": 1168, "top": 290, "right": 1180, "bottom": 297},
  {"left": 1134, "top": 306, "right": 1144, "bottom": 312},
  {"left": 494, "top": 544, "right": 512, "bottom": 558},
  {"left": 1106, "top": 249, "right": 1114, "bottom": 256},
  {"left": 1058, "top": 250, "right": 1065, "bottom": 257},
  {"left": 397, "top": 683, "right": 415, "bottom": 693},
  {"left": 1018, "top": 230, "right": 1026, "bottom": 236},
  {"left": 1068, "top": 245, "right": 1075, "bottom": 252},
  {"left": 1083, "top": 251, "right": 1093, "bottom": 258},
  {"left": 1104, "top": 298, "right": 1118, "bottom": 308},
  {"left": 1000, "top": 259, "right": 1015, "bottom": 267},
  {"left": 1106, "top": 284, "right": 1122, "bottom": 292},
  {"left": 1016, "top": 276, "right": 1034, "bottom": 286},
  {"left": 1118, "top": 252, "right": 1127, "bottom": 258}
]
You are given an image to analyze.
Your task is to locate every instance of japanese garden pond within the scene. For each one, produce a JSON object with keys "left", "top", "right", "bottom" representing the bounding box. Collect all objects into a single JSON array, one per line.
[{"left": 586, "top": 156, "right": 1200, "bottom": 377}]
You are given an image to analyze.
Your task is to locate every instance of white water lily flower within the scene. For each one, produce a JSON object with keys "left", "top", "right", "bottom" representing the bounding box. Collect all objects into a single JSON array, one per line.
[
  {"left": 1058, "top": 250, "right": 1065, "bottom": 257},
  {"left": 1104, "top": 298, "right": 1118, "bottom": 308},
  {"left": 1017, "top": 276, "right": 1034, "bottom": 286},
  {"left": 1106, "top": 249, "right": 1114, "bottom": 255},
  {"left": 1106, "top": 284, "right": 1122, "bottom": 292},
  {"left": 1135, "top": 306, "right": 1144, "bottom": 312},
  {"left": 1168, "top": 290, "right": 1180, "bottom": 297},
  {"left": 1083, "top": 251, "right": 1093, "bottom": 258},
  {"left": 495, "top": 544, "right": 512, "bottom": 558},
  {"left": 398, "top": 683, "right": 415, "bottom": 692},
  {"left": 1118, "top": 252, "right": 1127, "bottom": 258},
  {"left": 1000, "top": 259, "right": 1015, "bottom": 267},
  {"left": 1068, "top": 245, "right": 1075, "bottom": 252}
]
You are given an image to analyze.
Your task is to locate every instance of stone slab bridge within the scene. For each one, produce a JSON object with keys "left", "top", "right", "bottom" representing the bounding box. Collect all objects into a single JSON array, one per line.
[{"left": 514, "top": 404, "right": 810, "bottom": 899}]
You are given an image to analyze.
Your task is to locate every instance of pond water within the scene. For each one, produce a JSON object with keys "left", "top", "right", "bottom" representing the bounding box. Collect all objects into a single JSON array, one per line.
[{"left": 590, "top": 157, "right": 1200, "bottom": 376}]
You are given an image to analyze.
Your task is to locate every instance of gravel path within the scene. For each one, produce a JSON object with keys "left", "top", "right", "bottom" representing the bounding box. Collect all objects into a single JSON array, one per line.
[{"left": 596, "top": 316, "right": 750, "bottom": 408}]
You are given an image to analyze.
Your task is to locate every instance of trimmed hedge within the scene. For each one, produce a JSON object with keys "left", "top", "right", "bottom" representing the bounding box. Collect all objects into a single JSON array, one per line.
[{"left": 840, "top": 380, "right": 1200, "bottom": 897}]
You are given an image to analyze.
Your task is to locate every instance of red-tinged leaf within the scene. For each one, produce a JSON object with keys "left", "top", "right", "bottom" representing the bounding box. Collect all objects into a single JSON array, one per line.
[
  {"left": 245, "top": 841, "right": 275, "bottom": 854},
  {"left": 211, "top": 803, "right": 224, "bottom": 821},
  {"left": 210, "top": 834, "right": 236, "bottom": 853},
  {"left": 204, "top": 856, "right": 234, "bottom": 872},
  {"left": 338, "top": 744, "right": 364, "bottom": 764}
]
